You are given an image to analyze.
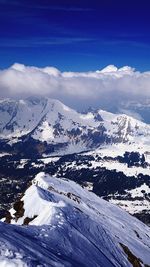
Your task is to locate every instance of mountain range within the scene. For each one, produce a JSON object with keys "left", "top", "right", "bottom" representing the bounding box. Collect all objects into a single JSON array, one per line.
[
  {"left": 0, "top": 96, "right": 150, "bottom": 265},
  {"left": 1, "top": 96, "right": 150, "bottom": 157},
  {"left": 0, "top": 96, "right": 149, "bottom": 222}
]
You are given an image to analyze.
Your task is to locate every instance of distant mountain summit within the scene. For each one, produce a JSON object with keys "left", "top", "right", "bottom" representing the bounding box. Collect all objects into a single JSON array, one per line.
[{"left": 0, "top": 96, "right": 150, "bottom": 157}]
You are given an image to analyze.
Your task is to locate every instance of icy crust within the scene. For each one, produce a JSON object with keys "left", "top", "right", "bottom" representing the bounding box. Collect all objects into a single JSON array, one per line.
[{"left": 1, "top": 172, "right": 150, "bottom": 266}]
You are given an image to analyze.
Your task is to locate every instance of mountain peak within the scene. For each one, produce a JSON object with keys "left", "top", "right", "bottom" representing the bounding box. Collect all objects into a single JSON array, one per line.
[
  {"left": 0, "top": 96, "right": 150, "bottom": 156},
  {"left": 99, "top": 65, "right": 118, "bottom": 73},
  {"left": 1, "top": 172, "right": 150, "bottom": 266}
]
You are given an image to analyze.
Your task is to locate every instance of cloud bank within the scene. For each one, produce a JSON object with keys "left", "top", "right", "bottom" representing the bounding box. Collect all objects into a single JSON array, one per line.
[{"left": 0, "top": 63, "right": 150, "bottom": 110}]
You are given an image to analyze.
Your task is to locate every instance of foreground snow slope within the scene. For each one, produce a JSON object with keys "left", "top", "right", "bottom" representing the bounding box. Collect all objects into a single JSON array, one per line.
[{"left": 1, "top": 172, "right": 150, "bottom": 266}]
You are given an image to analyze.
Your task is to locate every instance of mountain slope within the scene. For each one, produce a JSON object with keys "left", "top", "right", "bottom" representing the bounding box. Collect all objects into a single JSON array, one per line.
[
  {"left": 1, "top": 96, "right": 150, "bottom": 156},
  {"left": 1, "top": 172, "right": 150, "bottom": 266},
  {"left": 0, "top": 96, "right": 150, "bottom": 225}
]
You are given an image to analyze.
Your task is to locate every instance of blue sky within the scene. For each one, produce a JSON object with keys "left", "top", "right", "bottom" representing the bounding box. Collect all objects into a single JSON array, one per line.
[{"left": 0, "top": 0, "right": 150, "bottom": 71}]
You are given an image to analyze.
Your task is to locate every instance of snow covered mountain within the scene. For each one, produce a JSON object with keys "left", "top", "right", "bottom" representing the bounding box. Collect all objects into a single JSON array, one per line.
[
  {"left": 117, "top": 99, "right": 150, "bottom": 124},
  {"left": 1, "top": 172, "right": 150, "bottom": 267},
  {"left": 0, "top": 96, "right": 150, "bottom": 225},
  {"left": 1, "top": 96, "right": 150, "bottom": 156}
]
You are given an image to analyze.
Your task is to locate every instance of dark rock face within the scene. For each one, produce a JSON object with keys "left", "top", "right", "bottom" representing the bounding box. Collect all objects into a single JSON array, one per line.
[
  {"left": 23, "top": 215, "right": 37, "bottom": 225},
  {"left": 94, "top": 112, "right": 103, "bottom": 122},
  {"left": 13, "top": 200, "right": 25, "bottom": 220},
  {"left": 120, "top": 243, "right": 144, "bottom": 267}
]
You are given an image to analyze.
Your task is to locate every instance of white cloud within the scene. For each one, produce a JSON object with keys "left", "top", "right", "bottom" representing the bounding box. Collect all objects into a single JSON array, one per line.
[{"left": 0, "top": 63, "right": 150, "bottom": 110}]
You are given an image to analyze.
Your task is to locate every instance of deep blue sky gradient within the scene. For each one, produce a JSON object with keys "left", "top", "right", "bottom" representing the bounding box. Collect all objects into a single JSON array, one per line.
[{"left": 0, "top": 0, "right": 150, "bottom": 71}]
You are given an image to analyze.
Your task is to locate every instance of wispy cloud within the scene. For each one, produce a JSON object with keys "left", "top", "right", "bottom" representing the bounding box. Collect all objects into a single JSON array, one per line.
[
  {"left": 33, "top": 5, "right": 92, "bottom": 12},
  {"left": 1, "top": 34, "right": 149, "bottom": 49},
  {"left": 96, "top": 38, "right": 150, "bottom": 49},
  {"left": 0, "top": 0, "right": 92, "bottom": 12},
  {"left": 0, "top": 36, "right": 95, "bottom": 48}
]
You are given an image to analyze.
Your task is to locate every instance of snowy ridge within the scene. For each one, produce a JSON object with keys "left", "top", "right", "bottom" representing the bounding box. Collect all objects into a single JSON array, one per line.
[
  {"left": 1, "top": 96, "right": 150, "bottom": 155},
  {"left": 1, "top": 172, "right": 150, "bottom": 266}
]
